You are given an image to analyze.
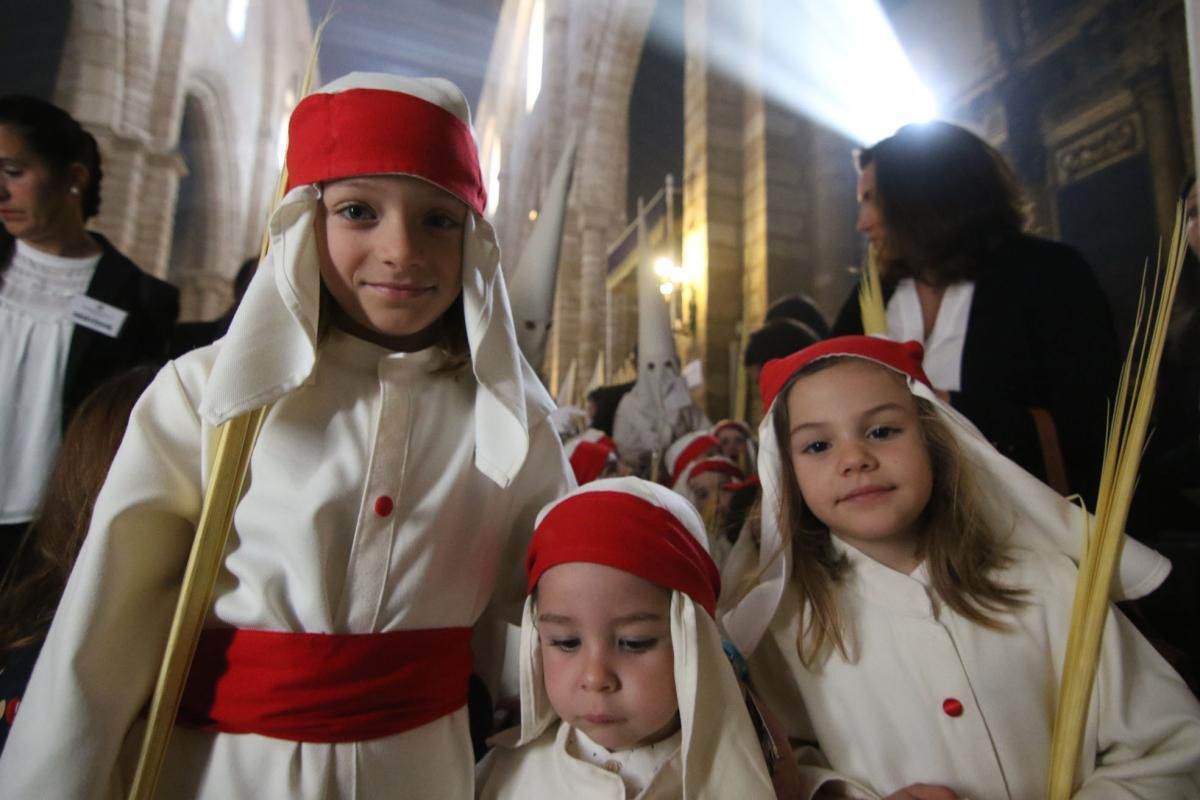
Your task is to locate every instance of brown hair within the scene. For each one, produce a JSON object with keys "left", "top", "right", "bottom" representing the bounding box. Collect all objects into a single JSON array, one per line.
[
  {"left": 0, "top": 365, "right": 156, "bottom": 658},
  {"left": 767, "top": 357, "right": 1025, "bottom": 666},
  {"left": 857, "top": 121, "right": 1024, "bottom": 287}
]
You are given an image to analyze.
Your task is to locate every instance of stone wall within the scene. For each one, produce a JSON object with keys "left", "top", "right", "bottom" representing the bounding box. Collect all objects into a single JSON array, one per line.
[{"left": 53, "top": 0, "right": 312, "bottom": 320}]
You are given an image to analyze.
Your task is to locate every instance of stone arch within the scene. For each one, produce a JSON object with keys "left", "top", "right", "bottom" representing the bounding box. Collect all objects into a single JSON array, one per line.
[{"left": 168, "top": 75, "right": 240, "bottom": 320}]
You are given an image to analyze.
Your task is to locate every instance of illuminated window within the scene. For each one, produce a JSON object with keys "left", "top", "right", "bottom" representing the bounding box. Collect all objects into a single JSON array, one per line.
[
  {"left": 525, "top": 0, "right": 544, "bottom": 113},
  {"left": 226, "top": 0, "right": 249, "bottom": 39}
]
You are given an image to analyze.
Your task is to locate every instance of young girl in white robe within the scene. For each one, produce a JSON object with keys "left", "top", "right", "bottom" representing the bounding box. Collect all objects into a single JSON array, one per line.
[
  {"left": 722, "top": 335, "right": 1200, "bottom": 799},
  {"left": 0, "top": 72, "right": 573, "bottom": 799},
  {"left": 477, "top": 477, "right": 779, "bottom": 799}
]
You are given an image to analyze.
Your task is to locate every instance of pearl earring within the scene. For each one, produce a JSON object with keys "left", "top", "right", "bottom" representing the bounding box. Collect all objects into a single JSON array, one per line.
[{"left": 69, "top": 186, "right": 80, "bottom": 195}]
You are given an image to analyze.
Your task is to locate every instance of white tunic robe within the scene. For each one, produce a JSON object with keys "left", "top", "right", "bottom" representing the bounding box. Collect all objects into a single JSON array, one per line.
[
  {"left": 0, "top": 329, "right": 573, "bottom": 799},
  {"left": 747, "top": 543, "right": 1200, "bottom": 799}
]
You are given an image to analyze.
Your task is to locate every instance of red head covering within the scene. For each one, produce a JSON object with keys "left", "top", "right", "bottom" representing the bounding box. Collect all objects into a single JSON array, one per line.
[
  {"left": 564, "top": 435, "right": 617, "bottom": 485},
  {"left": 759, "top": 335, "right": 931, "bottom": 414},
  {"left": 712, "top": 419, "right": 752, "bottom": 439},
  {"left": 526, "top": 479, "right": 721, "bottom": 617},
  {"left": 667, "top": 432, "right": 721, "bottom": 486},
  {"left": 285, "top": 86, "right": 487, "bottom": 215}
]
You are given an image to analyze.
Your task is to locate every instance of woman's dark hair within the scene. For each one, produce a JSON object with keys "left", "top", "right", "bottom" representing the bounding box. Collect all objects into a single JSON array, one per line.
[
  {"left": 0, "top": 95, "right": 103, "bottom": 221},
  {"left": 0, "top": 365, "right": 156, "bottom": 659},
  {"left": 857, "top": 121, "right": 1024, "bottom": 286}
]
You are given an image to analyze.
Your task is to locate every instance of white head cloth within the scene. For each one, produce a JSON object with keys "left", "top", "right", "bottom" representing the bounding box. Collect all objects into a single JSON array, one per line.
[
  {"left": 722, "top": 340, "right": 1172, "bottom": 656},
  {"left": 509, "top": 477, "right": 775, "bottom": 797},
  {"left": 197, "top": 73, "right": 545, "bottom": 488}
]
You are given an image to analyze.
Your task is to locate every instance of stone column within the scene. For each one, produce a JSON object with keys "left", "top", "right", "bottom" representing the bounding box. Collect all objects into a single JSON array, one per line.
[{"left": 685, "top": 0, "right": 745, "bottom": 418}]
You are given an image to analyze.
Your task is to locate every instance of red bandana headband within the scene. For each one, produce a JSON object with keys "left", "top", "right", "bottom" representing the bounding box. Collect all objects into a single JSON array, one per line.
[
  {"left": 527, "top": 490, "right": 721, "bottom": 617},
  {"left": 567, "top": 438, "right": 616, "bottom": 485},
  {"left": 713, "top": 419, "right": 752, "bottom": 438},
  {"left": 285, "top": 88, "right": 487, "bottom": 215},
  {"left": 759, "top": 335, "right": 932, "bottom": 414},
  {"left": 685, "top": 457, "right": 745, "bottom": 484},
  {"left": 669, "top": 433, "right": 720, "bottom": 485}
]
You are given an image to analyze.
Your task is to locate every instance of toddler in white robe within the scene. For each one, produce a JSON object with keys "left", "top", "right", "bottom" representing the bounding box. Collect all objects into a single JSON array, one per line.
[
  {"left": 477, "top": 477, "right": 778, "bottom": 799},
  {"left": 723, "top": 335, "right": 1200, "bottom": 799}
]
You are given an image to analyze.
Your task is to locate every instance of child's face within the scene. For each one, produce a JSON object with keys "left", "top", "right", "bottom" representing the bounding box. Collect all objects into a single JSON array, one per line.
[
  {"left": 784, "top": 360, "right": 933, "bottom": 571},
  {"left": 689, "top": 469, "right": 732, "bottom": 517},
  {"left": 315, "top": 174, "right": 466, "bottom": 350},
  {"left": 716, "top": 428, "right": 748, "bottom": 462},
  {"left": 536, "top": 562, "right": 679, "bottom": 752}
]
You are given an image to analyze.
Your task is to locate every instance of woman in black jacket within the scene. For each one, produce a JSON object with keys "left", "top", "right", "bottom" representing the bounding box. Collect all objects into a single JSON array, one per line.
[
  {"left": 0, "top": 95, "right": 178, "bottom": 573},
  {"left": 834, "top": 121, "right": 1119, "bottom": 509}
]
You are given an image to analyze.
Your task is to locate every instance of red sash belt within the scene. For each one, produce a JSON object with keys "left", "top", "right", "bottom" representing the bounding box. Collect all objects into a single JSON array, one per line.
[{"left": 178, "top": 627, "right": 473, "bottom": 743}]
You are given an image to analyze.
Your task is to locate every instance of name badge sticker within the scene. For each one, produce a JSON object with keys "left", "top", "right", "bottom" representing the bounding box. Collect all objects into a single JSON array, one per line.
[{"left": 70, "top": 296, "right": 129, "bottom": 338}]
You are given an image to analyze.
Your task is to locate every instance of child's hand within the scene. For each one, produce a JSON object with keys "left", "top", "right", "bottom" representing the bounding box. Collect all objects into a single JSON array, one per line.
[{"left": 883, "top": 785, "right": 962, "bottom": 800}]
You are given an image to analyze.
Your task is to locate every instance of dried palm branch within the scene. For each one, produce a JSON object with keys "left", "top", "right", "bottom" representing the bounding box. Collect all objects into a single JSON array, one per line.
[
  {"left": 127, "top": 12, "right": 333, "bottom": 799},
  {"left": 1046, "top": 203, "right": 1188, "bottom": 798},
  {"left": 858, "top": 246, "right": 888, "bottom": 336}
]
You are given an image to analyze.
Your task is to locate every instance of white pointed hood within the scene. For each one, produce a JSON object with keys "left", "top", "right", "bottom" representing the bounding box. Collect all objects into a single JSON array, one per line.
[
  {"left": 612, "top": 215, "right": 707, "bottom": 464},
  {"left": 509, "top": 137, "right": 577, "bottom": 372}
]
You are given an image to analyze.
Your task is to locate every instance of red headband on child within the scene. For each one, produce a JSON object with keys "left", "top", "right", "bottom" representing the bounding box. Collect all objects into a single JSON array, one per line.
[
  {"left": 286, "top": 88, "right": 487, "bottom": 215},
  {"left": 759, "top": 335, "right": 931, "bottom": 413},
  {"left": 527, "top": 490, "right": 720, "bottom": 617},
  {"left": 566, "top": 438, "right": 616, "bottom": 485},
  {"left": 669, "top": 433, "right": 720, "bottom": 485}
]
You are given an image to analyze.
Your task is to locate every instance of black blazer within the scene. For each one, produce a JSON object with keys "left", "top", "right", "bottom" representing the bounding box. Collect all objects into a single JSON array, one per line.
[
  {"left": 833, "top": 234, "right": 1120, "bottom": 508},
  {"left": 59, "top": 233, "right": 179, "bottom": 427}
]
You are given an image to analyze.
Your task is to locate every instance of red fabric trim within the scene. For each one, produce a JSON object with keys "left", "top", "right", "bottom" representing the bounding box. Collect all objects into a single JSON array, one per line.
[
  {"left": 712, "top": 419, "right": 752, "bottom": 438},
  {"left": 684, "top": 457, "right": 744, "bottom": 484},
  {"left": 527, "top": 491, "right": 720, "bottom": 616},
  {"left": 286, "top": 89, "right": 487, "bottom": 215},
  {"left": 178, "top": 627, "right": 472, "bottom": 743},
  {"left": 669, "top": 434, "right": 719, "bottom": 485},
  {"left": 569, "top": 440, "right": 614, "bottom": 484},
  {"left": 759, "top": 336, "right": 931, "bottom": 414}
]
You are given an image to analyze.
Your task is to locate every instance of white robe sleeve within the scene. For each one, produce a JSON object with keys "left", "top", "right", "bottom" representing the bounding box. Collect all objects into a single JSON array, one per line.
[
  {"left": 473, "top": 411, "right": 574, "bottom": 702},
  {"left": 1074, "top": 599, "right": 1200, "bottom": 797},
  {"left": 0, "top": 359, "right": 206, "bottom": 799}
]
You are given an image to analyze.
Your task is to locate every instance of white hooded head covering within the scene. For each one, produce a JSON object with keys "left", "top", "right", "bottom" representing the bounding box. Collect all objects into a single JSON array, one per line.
[
  {"left": 722, "top": 335, "right": 1172, "bottom": 656},
  {"left": 508, "top": 137, "right": 576, "bottom": 372},
  {"left": 508, "top": 477, "right": 775, "bottom": 797},
  {"left": 198, "top": 72, "right": 543, "bottom": 488}
]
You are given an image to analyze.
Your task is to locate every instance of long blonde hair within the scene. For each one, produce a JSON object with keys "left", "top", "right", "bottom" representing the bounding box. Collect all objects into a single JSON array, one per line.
[{"left": 767, "top": 358, "right": 1026, "bottom": 666}]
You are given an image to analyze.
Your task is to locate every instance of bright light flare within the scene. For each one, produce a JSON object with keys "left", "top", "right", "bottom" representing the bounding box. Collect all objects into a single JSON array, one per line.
[
  {"left": 649, "top": 0, "right": 937, "bottom": 145},
  {"left": 761, "top": 0, "right": 936, "bottom": 143}
]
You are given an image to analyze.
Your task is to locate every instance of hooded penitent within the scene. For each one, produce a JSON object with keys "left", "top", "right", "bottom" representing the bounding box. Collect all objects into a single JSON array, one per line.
[
  {"left": 478, "top": 477, "right": 776, "bottom": 799},
  {"left": 612, "top": 215, "right": 708, "bottom": 471},
  {"left": 508, "top": 138, "right": 576, "bottom": 375},
  {"left": 722, "top": 334, "right": 1171, "bottom": 657}
]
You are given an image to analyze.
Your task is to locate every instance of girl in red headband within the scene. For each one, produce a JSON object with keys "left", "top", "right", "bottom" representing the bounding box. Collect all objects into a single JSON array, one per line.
[
  {"left": 723, "top": 336, "right": 1200, "bottom": 799},
  {"left": 478, "top": 477, "right": 783, "bottom": 798},
  {"left": 0, "top": 73, "right": 574, "bottom": 798}
]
